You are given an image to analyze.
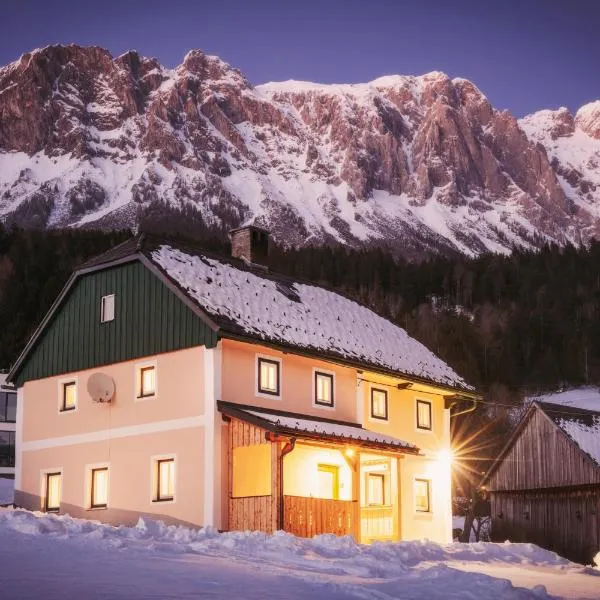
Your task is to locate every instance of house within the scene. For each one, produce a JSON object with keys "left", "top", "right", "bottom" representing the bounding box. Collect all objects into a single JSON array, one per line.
[
  {"left": 0, "top": 374, "right": 16, "bottom": 480},
  {"left": 481, "top": 388, "right": 600, "bottom": 563},
  {"left": 7, "top": 228, "right": 477, "bottom": 543}
]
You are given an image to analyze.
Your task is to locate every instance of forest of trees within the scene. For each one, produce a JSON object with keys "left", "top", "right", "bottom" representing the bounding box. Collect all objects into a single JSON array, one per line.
[{"left": 1, "top": 225, "right": 599, "bottom": 487}]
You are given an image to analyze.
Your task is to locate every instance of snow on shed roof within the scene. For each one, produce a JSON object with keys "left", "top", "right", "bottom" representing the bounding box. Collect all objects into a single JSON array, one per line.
[
  {"left": 536, "top": 400, "right": 600, "bottom": 468},
  {"left": 151, "top": 244, "right": 472, "bottom": 391},
  {"left": 528, "top": 387, "right": 600, "bottom": 413},
  {"left": 218, "top": 401, "right": 418, "bottom": 453}
]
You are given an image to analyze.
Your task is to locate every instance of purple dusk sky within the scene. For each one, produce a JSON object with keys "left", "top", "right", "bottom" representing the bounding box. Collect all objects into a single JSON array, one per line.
[{"left": 1, "top": 0, "right": 598, "bottom": 117}]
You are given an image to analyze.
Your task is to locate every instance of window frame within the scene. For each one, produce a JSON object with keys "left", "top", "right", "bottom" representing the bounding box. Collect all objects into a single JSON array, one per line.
[
  {"left": 0, "top": 430, "right": 15, "bottom": 468},
  {"left": 43, "top": 471, "right": 62, "bottom": 513},
  {"left": 139, "top": 366, "right": 156, "bottom": 399},
  {"left": 366, "top": 472, "right": 386, "bottom": 506},
  {"left": 154, "top": 457, "right": 176, "bottom": 503},
  {"left": 58, "top": 377, "right": 78, "bottom": 414},
  {"left": 416, "top": 399, "right": 433, "bottom": 431},
  {"left": 316, "top": 463, "right": 340, "bottom": 500},
  {"left": 414, "top": 477, "right": 432, "bottom": 513},
  {"left": 0, "top": 391, "right": 16, "bottom": 423},
  {"left": 135, "top": 361, "right": 157, "bottom": 401},
  {"left": 313, "top": 369, "right": 335, "bottom": 409},
  {"left": 100, "top": 294, "right": 115, "bottom": 323},
  {"left": 256, "top": 355, "right": 281, "bottom": 399},
  {"left": 90, "top": 466, "right": 109, "bottom": 509},
  {"left": 370, "top": 387, "right": 389, "bottom": 421}
]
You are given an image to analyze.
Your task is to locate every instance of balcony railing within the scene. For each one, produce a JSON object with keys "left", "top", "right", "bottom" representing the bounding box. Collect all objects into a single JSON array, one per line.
[{"left": 283, "top": 495, "right": 358, "bottom": 538}]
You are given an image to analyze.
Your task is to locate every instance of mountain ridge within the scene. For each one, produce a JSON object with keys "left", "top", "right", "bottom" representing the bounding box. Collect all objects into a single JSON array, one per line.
[{"left": 0, "top": 44, "right": 599, "bottom": 258}]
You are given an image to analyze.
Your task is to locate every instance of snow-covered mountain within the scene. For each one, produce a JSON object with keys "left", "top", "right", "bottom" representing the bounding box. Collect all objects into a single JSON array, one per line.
[{"left": 1, "top": 44, "right": 599, "bottom": 258}]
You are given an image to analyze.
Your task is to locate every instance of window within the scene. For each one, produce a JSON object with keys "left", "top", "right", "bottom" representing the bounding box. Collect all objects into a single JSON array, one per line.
[
  {"left": 100, "top": 294, "right": 115, "bottom": 323},
  {"left": 90, "top": 467, "right": 109, "bottom": 509},
  {"left": 155, "top": 458, "right": 175, "bottom": 502},
  {"left": 257, "top": 357, "right": 280, "bottom": 396},
  {"left": 370, "top": 388, "right": 388, "bottom": 420},
  {"left": 314, "top": 371, "right": 334, "bottom": 407},
  {"left": 415, "top": 478, "right": 431, "bottom": 512},
  {"left": 316, "top": 464, "right": 339, "bottom": 500},
  {"left": 44, "top": 472, "right": 62, "bottom": 512},
  {"left": 138, "top": 366, "right": 156, "bottom": 398},
  {"left": 0, "top": 431, "right": 15, "bottom": 468},
  {"left": 0, "top": 391, "right": 16, "bottom": 423},
  {"left": 367, "top": 473, "right": 385, "bottom": 506},
  {"left": 416, "top": 400, "right": 432, "bottom": 431},
  {"left": 61, "top": 381, "right": 77, "bottom": 412}
]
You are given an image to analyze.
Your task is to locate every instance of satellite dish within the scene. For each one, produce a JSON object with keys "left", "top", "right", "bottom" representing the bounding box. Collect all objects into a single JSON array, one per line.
[{"left": 87, "top": 373, "right": 115, "bottom": 404}]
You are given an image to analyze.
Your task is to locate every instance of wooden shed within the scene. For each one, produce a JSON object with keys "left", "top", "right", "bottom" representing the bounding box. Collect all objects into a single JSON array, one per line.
[{"left": 481, "top": 401, "right": 600, "bottom": 564}]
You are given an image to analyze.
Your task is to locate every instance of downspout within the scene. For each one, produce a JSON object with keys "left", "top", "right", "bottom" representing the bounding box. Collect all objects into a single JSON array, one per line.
[
  {"left": 447, "top": 397, "right": 479, "bottom": 418},
  {"left": 279, "top": 438, "right": 296, "bottom": 530}
]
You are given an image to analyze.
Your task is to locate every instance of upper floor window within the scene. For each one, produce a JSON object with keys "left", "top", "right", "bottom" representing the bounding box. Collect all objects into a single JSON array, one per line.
[
  {"left": 100, "top": 294, "right": 115, "bottom": 323},
  {"left": 257, "top": 357, "right": 280, "bottom": 397},
  {"left": 314, "top": 371, "right": 334, "bottom": 407},
  {"left": 370, "top": 388, "right": 388, "bottom": 421},
  {"left": 138, "top": 365, "right": 156, "bottom": 399},
  {"left": 60, "top": 381, "right": 77, "bottom": 412},
  {"left": 416, "top": 399, "right": 432, "bottom": 431},
  {"left": 414, "top": 478, "right": 431, "bottom": 512},
  {"left": 0, "top": 431, "right": 15, "bottom": 468},
  {"left": 0, "top": 391, "right": 16, "bottom": 423}
]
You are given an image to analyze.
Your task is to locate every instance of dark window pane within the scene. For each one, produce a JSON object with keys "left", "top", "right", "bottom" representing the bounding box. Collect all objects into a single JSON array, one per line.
[
  {"left": 0, "top": 430, "right": 15, "bottom": 467},
  {"left": 0, "top": 393, "right": 6, "bottom": 422},
  {"left": 6, "top": 393, "right": 16, "bottom": 423}
]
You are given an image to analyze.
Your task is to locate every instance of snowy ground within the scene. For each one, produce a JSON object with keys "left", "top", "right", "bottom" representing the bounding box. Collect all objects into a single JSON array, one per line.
[{"left": 0, "top": 506, "right": 598, "bottom": 600}]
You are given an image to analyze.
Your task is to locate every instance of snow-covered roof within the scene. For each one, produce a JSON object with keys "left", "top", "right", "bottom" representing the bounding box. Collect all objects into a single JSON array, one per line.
[
  {"left": 151, "top": 244, "right": 472, "bottom": 391},
  {"left": 536, "top": 400, "right": 600, "bottom": 468},
  {"left": 218, "top": 401, "right": 418, "bottom": 453},
  {"left": 528, "top": 387, "right": 600, "bottom": 413}
]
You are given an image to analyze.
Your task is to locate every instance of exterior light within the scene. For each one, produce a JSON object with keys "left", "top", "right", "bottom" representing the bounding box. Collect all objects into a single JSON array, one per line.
[{"left": 345, "top": 448, "right": 355, "bottom": 458}]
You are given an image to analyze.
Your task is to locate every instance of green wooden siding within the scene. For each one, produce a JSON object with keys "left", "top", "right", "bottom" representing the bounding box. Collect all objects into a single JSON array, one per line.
[{"left": 14, "top": 260, "right": 218, "bottom": 385}]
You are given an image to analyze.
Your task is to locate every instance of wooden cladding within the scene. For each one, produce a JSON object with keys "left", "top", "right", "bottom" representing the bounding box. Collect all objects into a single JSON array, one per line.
[
  {"left": 228, "top": 418, "right": 279, "bottom": 534},
  {"left": 490, "top": 487, "right": 600, "bottom": 565},
  {"left": 486, "top": 408, "right": 600, "bottom": 491},
  {"left": 283, "top": 496, "right": 357, "bottom": 538},
  {"left": 14, "top": 261, "right": 217, "bottom": 386}
]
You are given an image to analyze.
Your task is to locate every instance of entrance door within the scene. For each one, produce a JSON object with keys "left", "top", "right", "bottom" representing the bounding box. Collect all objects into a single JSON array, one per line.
[{"left": 317, "top": 464, "right": 339, "bottom": 500}]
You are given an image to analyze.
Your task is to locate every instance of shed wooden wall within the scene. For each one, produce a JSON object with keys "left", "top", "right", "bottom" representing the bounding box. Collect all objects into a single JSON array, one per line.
[
  {"left": 490, "top": 486, "right": 600, "bottom": 564},
  {"left": 486, "top": 408, "right": 600, "bottom": 491},
  {"left": 227, "top": 419, "right": 280, "bottom": 534}
]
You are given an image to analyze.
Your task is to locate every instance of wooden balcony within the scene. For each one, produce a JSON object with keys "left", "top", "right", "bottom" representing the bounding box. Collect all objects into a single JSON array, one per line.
[{"left": 283, "top": 495, "right": 358, "bottom": 538}]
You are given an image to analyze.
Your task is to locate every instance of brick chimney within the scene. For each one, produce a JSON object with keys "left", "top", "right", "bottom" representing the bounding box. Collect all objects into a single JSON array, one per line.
[{"left": 230, "top": 225, "right": 270, "bottom": 265}]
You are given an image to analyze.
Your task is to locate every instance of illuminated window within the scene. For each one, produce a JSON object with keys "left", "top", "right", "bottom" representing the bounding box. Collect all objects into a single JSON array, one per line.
[
  {"left": 258, "top": 357, "right": 280, "bottom": 396},
  {"left": 100, "top": 294, "right": 115, "bottom": 323},
  {"left": 61, "top": 381, "right": 77, "bottom": 412},
  {"left": 415, "top": 478, "right": 431, "bottom": 512},
  {"left": 367, "top": 473, "right": 385, "bottom": 506},
  {"left": 44, "top": 472, "right": 62, "bottom": 512},
  {"left": 155, "top": 458, "right": 175, "bottom": 502},
  {"left": 317, "top": 464, "right": 339, "bottom": 500},
  {"left": 416, "top": 400, "right": 432, "bottom": 430},
  {"left": 370, "top": 388, "right": 388, "bottom": 420},
  {"left": 91, "top": 467, "right": 109, "bottom": 509},
  {"left": 314, "top": 371, "right": 334, "bottom": 407},
  {"left": 139, "top": 366, "right": 156, "bottom": 398}
]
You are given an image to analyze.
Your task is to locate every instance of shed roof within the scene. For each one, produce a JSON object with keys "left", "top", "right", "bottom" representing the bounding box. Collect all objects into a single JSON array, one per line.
[{"left": 218, "top": 401, "right": 420, "bottom": 454}]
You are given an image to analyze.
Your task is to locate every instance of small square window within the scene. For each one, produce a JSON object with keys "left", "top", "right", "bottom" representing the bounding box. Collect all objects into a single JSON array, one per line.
[
  {"left": 155, "top": 458, "right": 175, "bottom": 502},
  {"left": 370, "top": 388, "right": 388, "bottom": 420},
  {"left": 367, "top": 472, "right": 385, "bottom": 506},
  {"left": 314, "top": 371, "right": 334, "bottom": 407},
  {"left": 91, "top": 467, "right": 109, "bottom": 509},
  {"left": 258, "top": 358, "right": 280, "bottom": 396},
  {"left": 416, "top": 400, "right": 432, "bottom": 430},
  {"left": 101, "top": 294, "right": 115, "bottom": 323},
  {"left": 415, "top": 478, "right": 431, "bottom": 512},
  {"left": 139, "top": 366, "right": 156, "bottom": 398},
  {"left": 61, "top": 382, "right": 77, "bottom": 412},
  {"left": 44, "top": 472, "right": 62, "bottom": 512}
]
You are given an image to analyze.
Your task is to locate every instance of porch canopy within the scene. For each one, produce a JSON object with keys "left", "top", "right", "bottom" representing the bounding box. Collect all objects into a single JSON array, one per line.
[{"left": 218, "top": 400, "right": 420, "bottom": 454}]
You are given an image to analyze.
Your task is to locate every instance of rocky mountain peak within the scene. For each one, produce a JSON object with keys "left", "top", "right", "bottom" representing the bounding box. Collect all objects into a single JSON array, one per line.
[
  {"left": 575, "top": 101, "right": 600, "bottom": 139},
  {"left": 0, "top": 45, "right": 599, "bottom": 258}
]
